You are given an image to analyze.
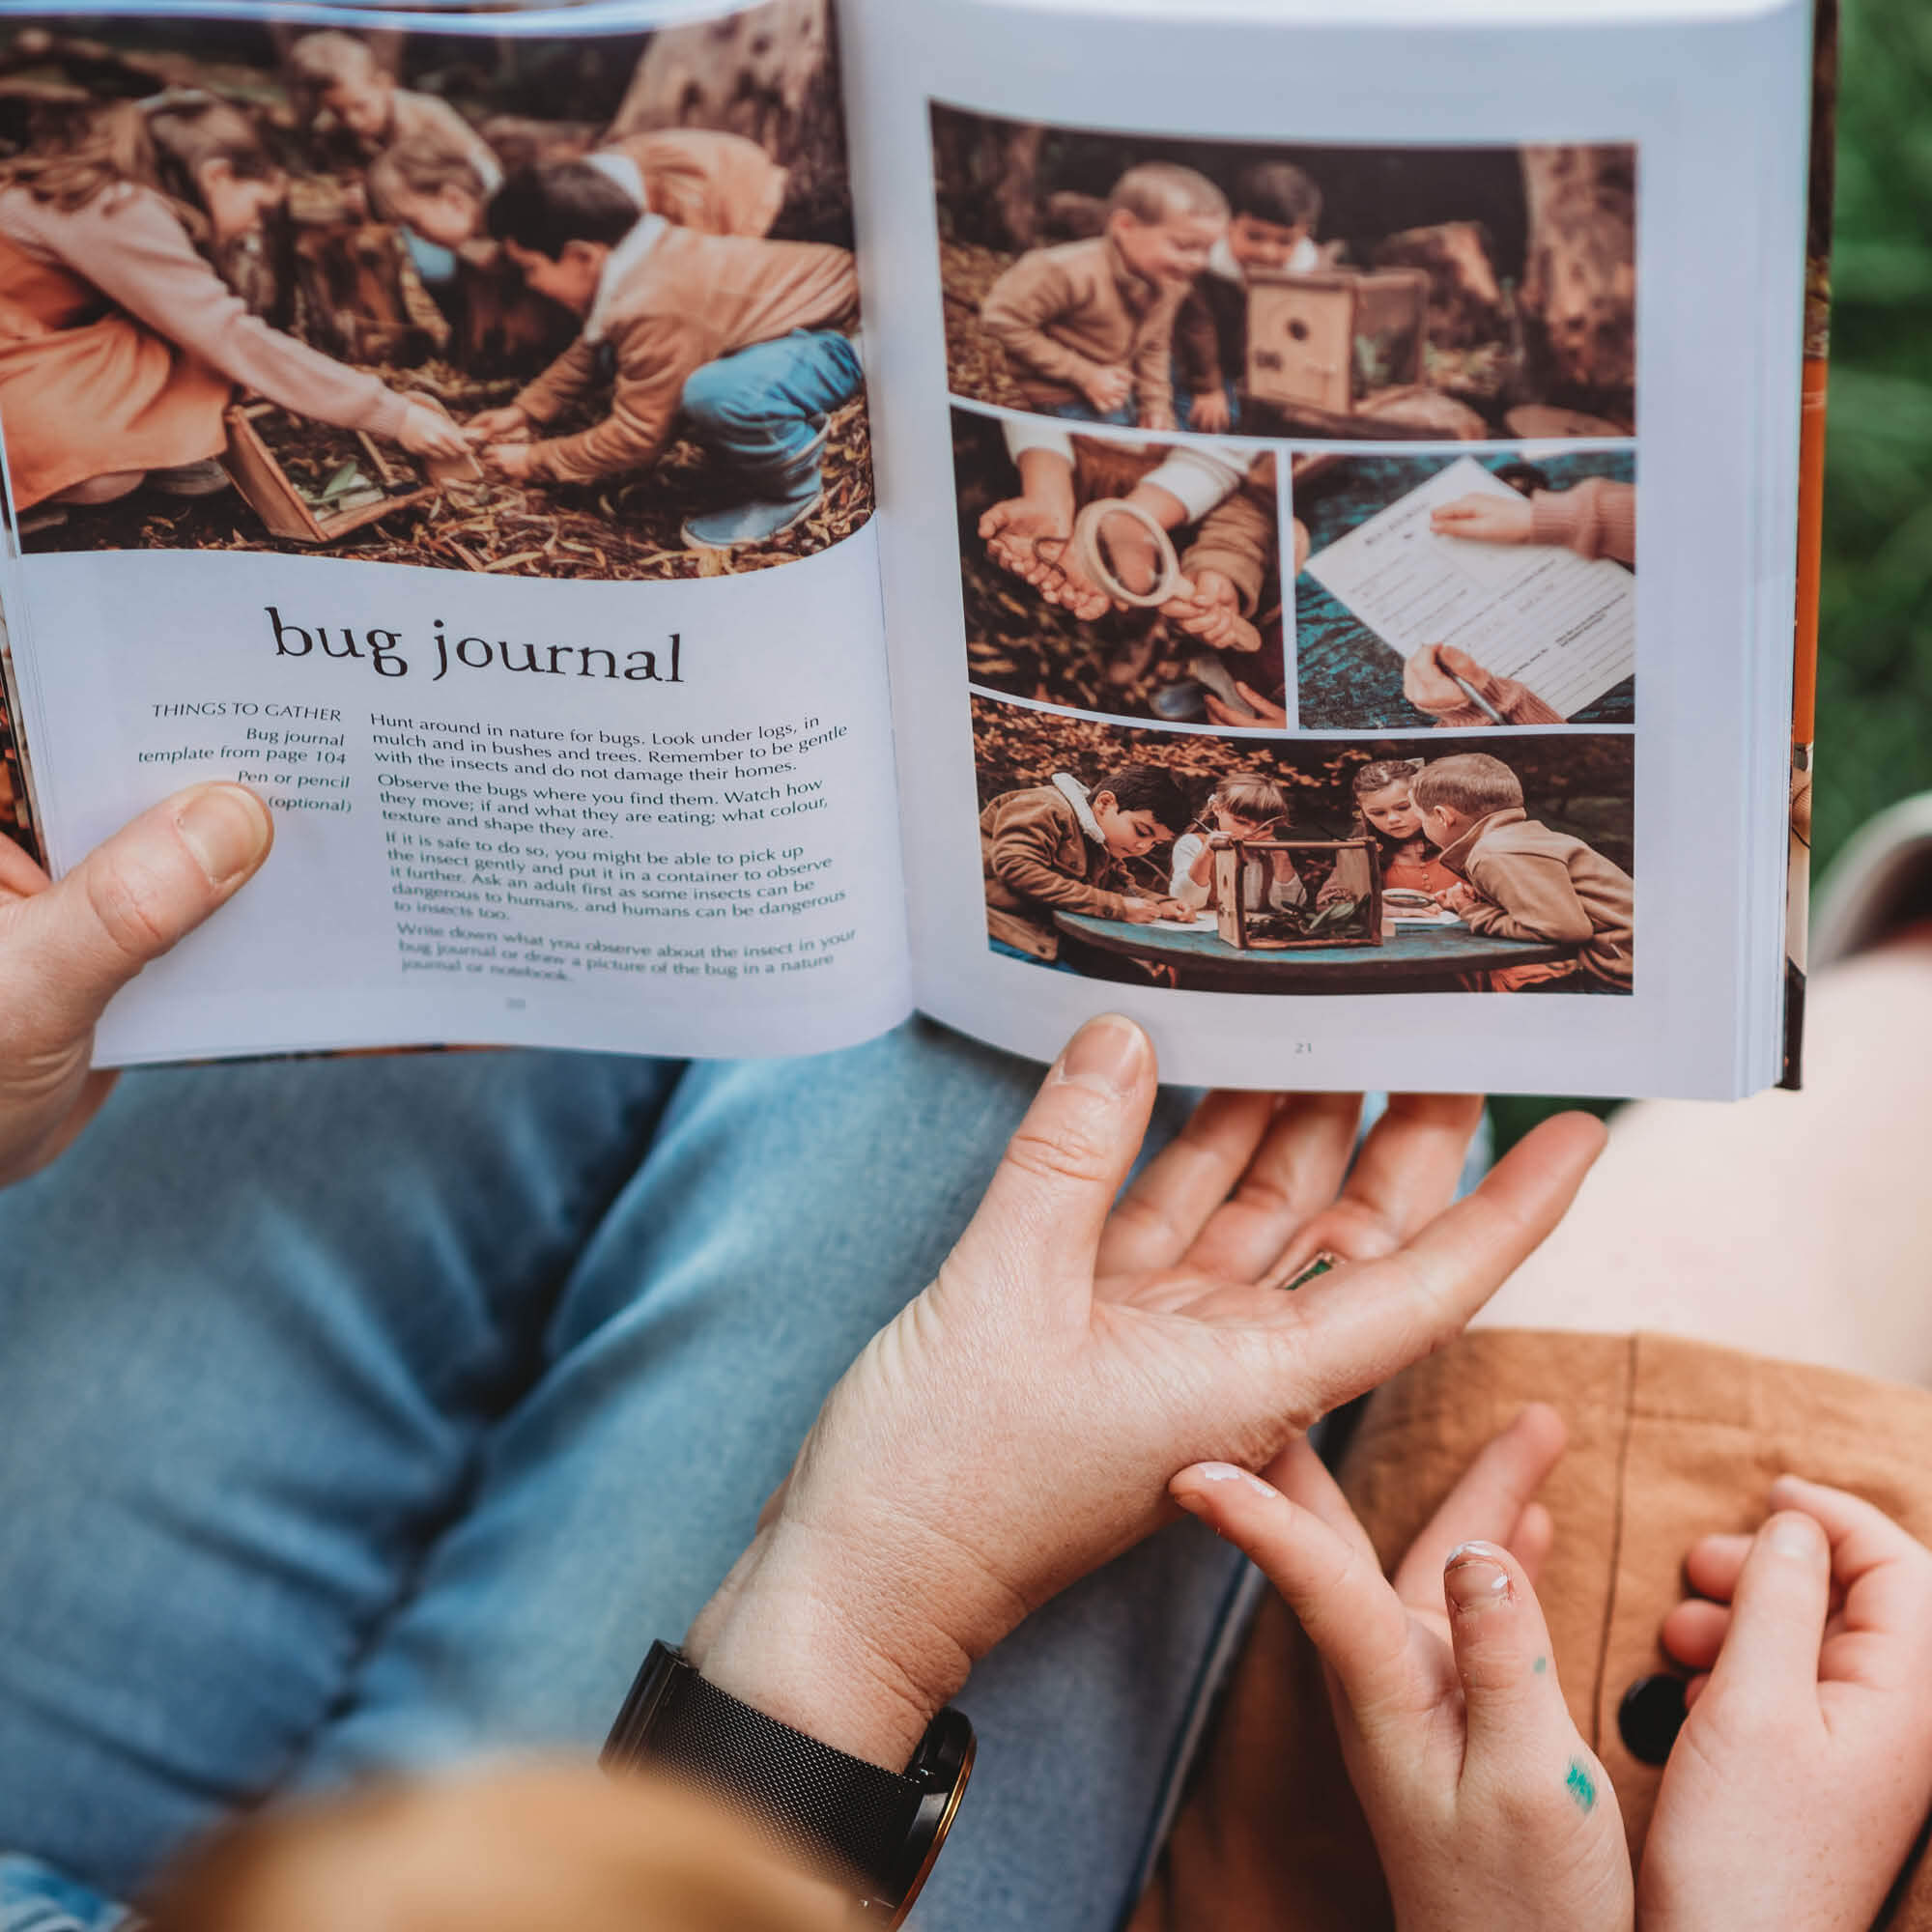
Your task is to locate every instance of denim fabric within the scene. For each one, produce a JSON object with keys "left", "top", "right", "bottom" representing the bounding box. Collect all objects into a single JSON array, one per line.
[
  {"left": 677, "top": 328, "right": 864, "bottom": 483},
  {"left": 1043, "top": 397, "right": 1138, "bottom": 428},
  {"left": 0, "top": 1858, "right": 130, "bottom": 1932},
  {"left": 0, "top": 1024, "right": 1244, "bottom": 1932}
]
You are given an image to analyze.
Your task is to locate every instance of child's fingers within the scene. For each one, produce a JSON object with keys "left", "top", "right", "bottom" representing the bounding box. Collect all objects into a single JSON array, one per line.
[
  {"left": 1702, "top": 1511, "right": 1833, "bottom": 1715},
  {"left": 1441, "top": 1540, "right": 1588, "bottom": 1781},
  {"left": 1172, "top": 1460, "right": 1417, "bottom": 1724},
  {"left": 1391, "top": 1403, "right": 1567, "bottom": 1605},
  {"left": 1661, "top": 1597, "right": 1731, "bottom": 1672},
  {"left": 1512, "top": 1500, "right": 1555, "bottom": 1589},
  {"left": 1264, "top": 1433, "right": 1384, "bottom": 1570},
  {"left": 1683, "top": 1531, "right": 1753, "bottom": 1604}
]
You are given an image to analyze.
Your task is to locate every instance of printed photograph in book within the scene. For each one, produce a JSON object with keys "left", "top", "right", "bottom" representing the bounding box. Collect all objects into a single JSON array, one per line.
[
  {"left": 931, "top": 103, "right": 1636, "bottom": 443},
  {"left": 952, "top": 405, "right": 1286, "bottom": 725},
  {"left": 1293, "top": 447, "right": 1636, "bottom": 730},
  {"left": 0, "top": 0, "right": 870, "bottom": 580},
  {"left": 973, "top": 695, "right": 1634, "bottom": 995}
]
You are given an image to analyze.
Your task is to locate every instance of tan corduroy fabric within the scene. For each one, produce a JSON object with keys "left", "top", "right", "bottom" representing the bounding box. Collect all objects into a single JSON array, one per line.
[{"left": 1132, "top": 1329, "right": 1932, "bottom": 1932}]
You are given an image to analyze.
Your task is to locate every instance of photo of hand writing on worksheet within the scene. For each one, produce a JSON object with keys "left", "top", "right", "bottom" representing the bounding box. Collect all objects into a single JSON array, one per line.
[{"left": 1294, "top": 448, "right": 1635, "bottom": 730}]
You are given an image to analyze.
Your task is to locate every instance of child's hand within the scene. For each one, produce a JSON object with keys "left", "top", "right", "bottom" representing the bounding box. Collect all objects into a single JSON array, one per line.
[
  {"left": 1174, "top": 1411, "right": 1634, "bottom": 1932},
  {"left": 1404, "top": 644, "right": 1560, "bottom": 726},
  {"left": 1188, "top": 389, "right": 1233, "bottom": 434},
  {"left": 1081, "top": 364, "right": 1133, "bottom": 413},
  {"left": 1120, "top": 896, "right": 1186, "bottom": 923},
  {"left": 395, "top": 403, "right": 471, "bottom": 461},
  {"left": 482, "top": 441, "right": 536, "bottom": 480},
  {"left": 463, "top": 404, "right": 531, "bottom": 444},
  {"left": 979, "top": 496, "right": 1070, "bottom": 588},
  {"left": 1435, "top": 882, "right": 1480, "bottom": 918},
  {"left": 1137, "top": 407, "right": 1177, "bottom": 433},
  {"left": 1205, "top": 681, "right": 1288, "bottom": 728},
  {"left": 1431, "top": 493, "right": 1534, "bottom": 546},
  {"left": 1638, "top": 1479, "right": 1932, "bottom": 1932},
  {"left": 1160, "top": 570, "right": 1255, "bottom": 651}
]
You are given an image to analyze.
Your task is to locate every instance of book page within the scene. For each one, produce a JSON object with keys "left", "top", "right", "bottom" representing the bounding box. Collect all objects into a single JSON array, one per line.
[
  {"left": 0, "top": 0, "right": 912, "bottom": 1065},
  {"left": 1300, "top": 455, "right": 1635, "bottom": 722},
  {"left": 844, "top": 0, "right": 1809, "bottom": 1100}
]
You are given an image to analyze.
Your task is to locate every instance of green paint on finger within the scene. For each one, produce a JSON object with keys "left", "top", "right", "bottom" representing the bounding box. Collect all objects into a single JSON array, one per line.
[
  {"left": 1533, "top": 1655, "right": 1548, "bottom": 1674},
  {"left": 1565, "top": 1758, "right": 1598, "bottom": 1814}
]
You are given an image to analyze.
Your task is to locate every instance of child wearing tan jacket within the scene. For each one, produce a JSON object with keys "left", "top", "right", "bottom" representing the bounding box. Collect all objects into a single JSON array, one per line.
[
  {"left": 980, "top": 163, "right": 1226, "bottom": 429},
  {"left": 1412, "top": 752, "right": 1634, "bottom": 991},
  {"left": 466, "top": 162, "right": 859, "bottom": 549}
]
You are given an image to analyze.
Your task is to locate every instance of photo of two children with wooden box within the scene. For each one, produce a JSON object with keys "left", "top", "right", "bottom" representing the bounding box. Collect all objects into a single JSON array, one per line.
[
  {"left": 973, "top": 696, "right": 1634, "bottom": 995},
  {"left": 932, "top": 106, "right": 1637, "bottom": 443},
  {"left": 0, "top": 0, "right": 868, "bottom": 579}
]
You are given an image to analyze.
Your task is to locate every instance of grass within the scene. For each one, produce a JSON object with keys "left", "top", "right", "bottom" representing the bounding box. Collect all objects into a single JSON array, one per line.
[{"left": 1490, "top": 0, "right": 1932, "bottom": 1151}]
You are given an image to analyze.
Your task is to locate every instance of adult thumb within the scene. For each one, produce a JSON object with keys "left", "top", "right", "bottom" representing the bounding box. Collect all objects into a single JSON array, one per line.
[
  {"left": 943, "top": 1013, "right": 1156, "bottom": 1302},
  {"left": 1, "top": 783, "right": 272, "bottom": 1047}
]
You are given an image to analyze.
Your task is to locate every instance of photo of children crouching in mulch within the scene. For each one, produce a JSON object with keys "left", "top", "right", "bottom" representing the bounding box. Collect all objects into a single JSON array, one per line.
[
  {"left": 0, "top": 0, "right": 871, "bottom": 580},
  {"left": 953, "top": 406, "right": 1285, "bottom": 724},
  {"left": 973, "top": 696, "right": 1634, "bottom": 994},
  {"left": 932, "top": 103, "right": 1636, "bottom": 443}
]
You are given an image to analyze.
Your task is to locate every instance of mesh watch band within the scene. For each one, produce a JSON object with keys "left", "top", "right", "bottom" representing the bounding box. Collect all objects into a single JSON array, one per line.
[{"left": 603, "top": 1643, "right": 930, "bottom": 1903}]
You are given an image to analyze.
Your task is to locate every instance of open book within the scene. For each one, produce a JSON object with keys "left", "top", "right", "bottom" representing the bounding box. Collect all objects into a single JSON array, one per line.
[{"left": 0, "top": 0, "right": 1822, "bottom": 1098}]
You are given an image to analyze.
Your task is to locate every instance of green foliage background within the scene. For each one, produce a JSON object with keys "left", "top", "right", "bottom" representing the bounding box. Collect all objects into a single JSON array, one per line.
[{"left": 1492, "top": 0, "right": 1926, "bottom": 1150}]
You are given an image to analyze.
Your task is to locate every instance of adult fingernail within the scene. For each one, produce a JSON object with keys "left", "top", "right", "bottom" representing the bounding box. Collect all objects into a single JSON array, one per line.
[
  {"left": 177, "top": 784, "right": 271, "bottom": 888},
  {"left": 1768, "top": 1512, "right": 1823, "bottom": 1559},
  {"left": 1444, "top": 1542, "right": 1513, "bottom": 1610},
  {"left": 1058, "top": 1015, "right": 1147, "bottom": 1097}
]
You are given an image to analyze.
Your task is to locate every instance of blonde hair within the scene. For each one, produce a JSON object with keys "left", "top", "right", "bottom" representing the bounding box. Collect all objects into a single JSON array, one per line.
[
  {"left": 1108, "top": 161, "right": 1227, "bottom": 228},
  {"left": 285, "top": 31, "right": 383, "bottom": 96},
  {"left": 368, "top": 136, "right": 485, "bottom": 219},
  {"left": 1210, "top": 771, "right": 1288, "bottom": 826},
  {"left": 1409, "top": 753, "right": 1524, "bottom": 820}
]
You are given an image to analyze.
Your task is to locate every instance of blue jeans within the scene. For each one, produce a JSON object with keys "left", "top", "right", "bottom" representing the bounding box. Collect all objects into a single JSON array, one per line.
[
  {"left": 678, "top": 328, "right": 864, "bottom": 486},
  {"left": 1044, "top": 397, "right": 1137, "bottom": 428},
  {"left": 0, "top": 1026, "right": 1242, "bottom": 1931},
  {"left": 1172, "top": 372, "right": 1240, "bottom": 433}
]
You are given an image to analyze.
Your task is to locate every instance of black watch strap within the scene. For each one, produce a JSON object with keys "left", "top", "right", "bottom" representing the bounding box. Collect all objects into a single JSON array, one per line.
[{"left": 603, "top": 1642, "right": 966, "bottom": 1911}]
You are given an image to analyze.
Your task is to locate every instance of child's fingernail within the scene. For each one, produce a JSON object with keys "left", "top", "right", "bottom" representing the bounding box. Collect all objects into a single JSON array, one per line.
[
  {"left": 1444, "top": 1542, "right": 1514, "bottom": 1610},
  {"left": 1767, "top": 1513, "right": 1824, "bottom": 1560},
  {"left": 1057, "top": 1015, "right": 1147, "bottom": 1097}
]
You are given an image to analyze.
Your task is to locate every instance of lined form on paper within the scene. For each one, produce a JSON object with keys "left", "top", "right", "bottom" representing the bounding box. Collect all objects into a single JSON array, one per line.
[{"left": 1300, "top": 456, "right": 1634, "bottom": 722}]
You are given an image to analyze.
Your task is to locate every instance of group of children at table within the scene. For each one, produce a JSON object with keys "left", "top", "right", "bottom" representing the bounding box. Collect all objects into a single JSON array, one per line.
[
  {"left": 979, "top": 155, "right": 1325, "bottom": 436},
  {"left": 0, "top": 27, "right": 856, "bottom": 548},
  {"left": 980, "top": 752, "right": 1634, "bottom": 992}
]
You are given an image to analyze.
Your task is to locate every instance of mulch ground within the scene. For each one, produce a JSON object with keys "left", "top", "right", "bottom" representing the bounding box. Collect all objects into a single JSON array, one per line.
[{"left": 24, "top": 363, "right": 873, "bottom": 582}]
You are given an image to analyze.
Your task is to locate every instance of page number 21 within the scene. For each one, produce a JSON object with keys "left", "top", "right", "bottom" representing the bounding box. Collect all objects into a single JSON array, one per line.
[{"left": 1293, "top": 1040, "right": 1314, "bottom": 1056}]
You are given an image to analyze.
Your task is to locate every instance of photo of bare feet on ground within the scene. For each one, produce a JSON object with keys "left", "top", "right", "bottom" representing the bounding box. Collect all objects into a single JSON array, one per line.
[{"left": 0, "top": 0, "right": 870, "bottom": 579}]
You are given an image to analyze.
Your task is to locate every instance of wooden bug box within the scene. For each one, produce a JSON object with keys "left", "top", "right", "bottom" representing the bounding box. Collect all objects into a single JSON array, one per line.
[
  {"left": 1213, "top": 838, "right": 1383, "bottom": 951},
  {"left": 1244, "top": 269, "right": 1431, "bottom": 425},
  {"left": 219, "top": 399, "right": 478, "bottom": 544}
]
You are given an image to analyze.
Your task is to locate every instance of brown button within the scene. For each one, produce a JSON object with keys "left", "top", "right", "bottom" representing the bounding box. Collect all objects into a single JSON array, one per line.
[{"left": 1617, "top": 1673, "right": 1687, "bottom": 1765}]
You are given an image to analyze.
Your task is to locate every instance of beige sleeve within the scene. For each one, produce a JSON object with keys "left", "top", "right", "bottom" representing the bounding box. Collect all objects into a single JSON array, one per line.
[
  {"left": 521, "top": 316, "right": 689, "bottom": 485},
  {"left": 990, "top": 819, "right": 1129, "bottom": 920},
  {"left": 1130, "top": 288, "right": 1179, "bottom": 424},
  {"left": 513, "top": 336, "right": 602, "bottom": 426},
  {"left": 1180, "top": 484, "right": 1272, "bottom": 612},
  {"left": 980, "top": 253, "right": 1106, "bottom": 392},
  {"left": 1462, "top": 850, "right": 1595, "bottom": 946},
  {"left": 1530, "top": 475, "right": 1636, "bottom": 565},
  {"left": 55, "top": 191, "right": 409, "bottom": 437}
]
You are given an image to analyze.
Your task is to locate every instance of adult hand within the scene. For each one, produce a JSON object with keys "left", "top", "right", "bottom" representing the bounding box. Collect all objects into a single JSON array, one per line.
[
  {"left": 1404, "top": 643, "right": 1558, "bottom": 726},
  {"left": 1639, "top": 1479, "right": 1932, "bottom": 1932},
  {"left": 1431, "top": 493, "right": 1534, "bottom": 546},
  {"left": 1187, "top": 389, "right": 1233, "bottom": 435},
  {"left": 1173, "top": 1408, "right": 1634, "bottom": 1932},
  {"left": 482, "top": 441, "right": 537, "bottom": 481},
  {"left": 464, "top": 404, "right": 531, "bottom": 444},
  {"left": 0, "top": 783, "right": 272, "bottom": 1186},
  {"left": 689, "top": 1017, "right": 1605, "bottom": 1770},
  {"left": 394, "top": 402, "right": 471, "bottom": 462},
  {"left": 1206, "top": 680, "right": 1288, "bottom": 728},
  {"left": 1080, "top": 364, "right": 1133, "bottom": 414}
]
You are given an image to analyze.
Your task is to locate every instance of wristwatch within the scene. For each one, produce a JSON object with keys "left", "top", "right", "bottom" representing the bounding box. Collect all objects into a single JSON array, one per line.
[{"left": 603, "top": 1641, "right": 975, "bottom": 1924}]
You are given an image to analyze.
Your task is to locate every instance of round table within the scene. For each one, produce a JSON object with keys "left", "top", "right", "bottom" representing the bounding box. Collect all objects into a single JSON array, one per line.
[{"left": 1052, "top": 913, "right": 1575, "bottom": 994}]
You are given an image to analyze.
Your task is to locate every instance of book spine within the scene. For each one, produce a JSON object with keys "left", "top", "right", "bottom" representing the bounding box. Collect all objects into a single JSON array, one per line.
[{"left": 1782, "top": 0, "right": 1837, "bottom": 1091}]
